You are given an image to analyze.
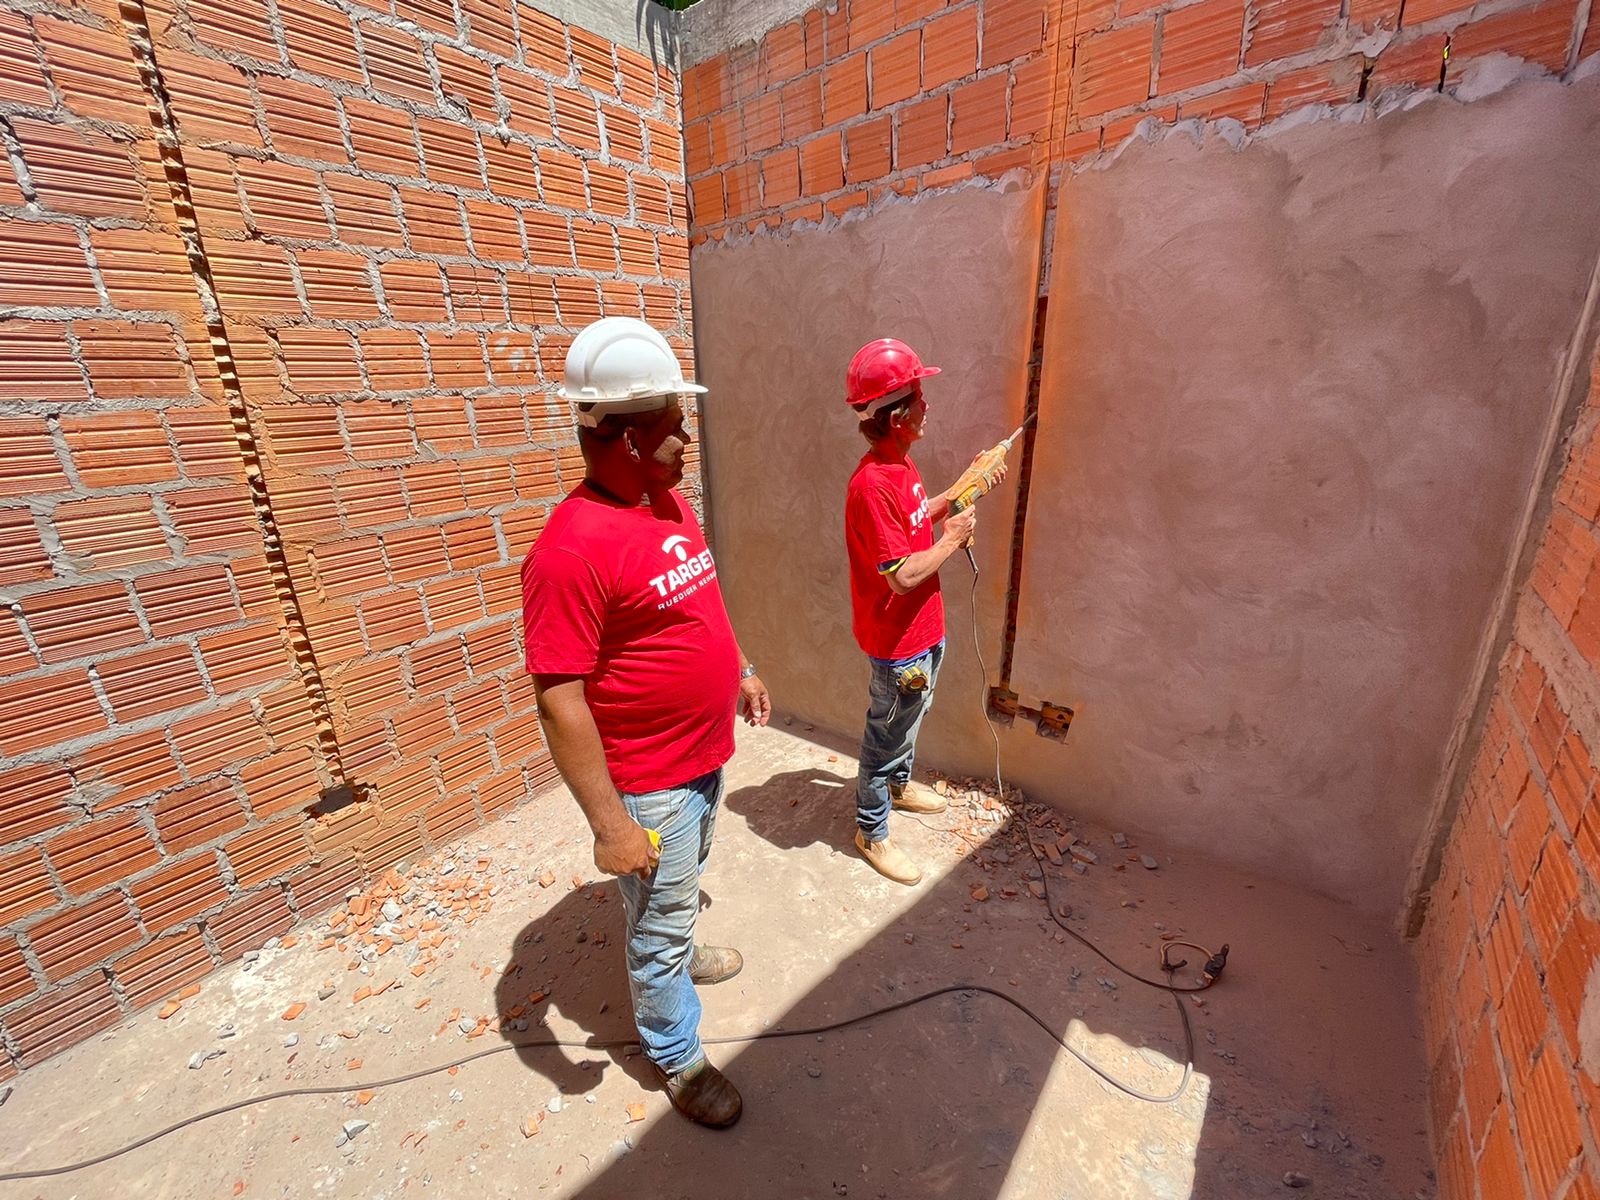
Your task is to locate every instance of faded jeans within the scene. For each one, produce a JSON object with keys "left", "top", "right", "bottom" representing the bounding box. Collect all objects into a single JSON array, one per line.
[
  {"left": 614, "top": 768, "right": 723, "bottom": 1075},
  {"left": 856, "top": 640, "right": 944, "bottom": 843}
]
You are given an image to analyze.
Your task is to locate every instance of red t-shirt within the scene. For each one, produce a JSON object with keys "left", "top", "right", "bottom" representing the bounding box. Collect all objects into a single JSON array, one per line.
[
  {"left": 845, "top": 449, "right": 945, "bottom": 660},
  {"left": 521, "top": 484, "right": 739, "bottom": 794}
]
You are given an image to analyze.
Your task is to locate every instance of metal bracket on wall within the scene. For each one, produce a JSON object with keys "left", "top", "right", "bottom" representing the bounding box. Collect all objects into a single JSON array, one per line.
[{"left": 987, "top": 687, "right": 1076, "bottom": 740}]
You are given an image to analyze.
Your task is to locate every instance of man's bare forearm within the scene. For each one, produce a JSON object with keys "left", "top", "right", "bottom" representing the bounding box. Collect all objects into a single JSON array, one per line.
[
  {"left": 886, "top": 534, "right": 962, "bottom": 594},
  {"left": 534, "top": 677, "right": 631, "bottom": 839}
]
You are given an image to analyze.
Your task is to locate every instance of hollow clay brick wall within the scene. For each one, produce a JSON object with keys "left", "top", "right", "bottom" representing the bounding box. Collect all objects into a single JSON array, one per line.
[
  {"left": 1417, "top": 335, "right": 1600, "bottom": 1200},
  {"left": 0, "top": 0, "right": 691, "bottom": 1080},
  {"left": 680, "top": 0, "right": 1597, "bottom": 243}
]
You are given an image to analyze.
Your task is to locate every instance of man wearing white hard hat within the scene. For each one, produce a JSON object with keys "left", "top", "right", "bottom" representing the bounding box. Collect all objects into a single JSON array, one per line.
[{"left": 521, "top": 317, "right": 769, "bottom": 1129}]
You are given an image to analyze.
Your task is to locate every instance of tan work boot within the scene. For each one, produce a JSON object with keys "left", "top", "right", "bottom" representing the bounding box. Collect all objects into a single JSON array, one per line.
[
  {"left": 657, "top": 1057, "right": 743, "bottom": 1128},
  {"left": 855, "top": 830, "right": 923, "bottom": 885},
  {"left": 688, "top": 944, "right": 743, "bottom": 985},
  {"left": 891, "top": 780, "right": 947, "bottom": 814}
]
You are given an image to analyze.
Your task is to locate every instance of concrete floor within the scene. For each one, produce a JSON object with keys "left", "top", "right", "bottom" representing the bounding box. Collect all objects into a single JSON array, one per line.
[{"left": 0, "top": 722, "right": 1434, "bottom": 1199}]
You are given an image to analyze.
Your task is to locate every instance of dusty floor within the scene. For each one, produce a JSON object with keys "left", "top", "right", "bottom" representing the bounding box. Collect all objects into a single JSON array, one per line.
[{"left": 0, "top": 721, "right": 1433, "bottom": 1200}]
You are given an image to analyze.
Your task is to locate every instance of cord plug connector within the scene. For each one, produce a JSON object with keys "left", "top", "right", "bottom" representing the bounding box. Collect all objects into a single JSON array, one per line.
[{"left": 1202, "top": 943, "right": 1230, "bottom": 985}]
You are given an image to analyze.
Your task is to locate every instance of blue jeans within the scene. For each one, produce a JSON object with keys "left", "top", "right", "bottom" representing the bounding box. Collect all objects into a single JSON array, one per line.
[
  {"left": 856, "top": 641, "right": 944, "bottom": 842},
  {"left": 615, "top": 768, "right": 723, "bottom": 1075}
]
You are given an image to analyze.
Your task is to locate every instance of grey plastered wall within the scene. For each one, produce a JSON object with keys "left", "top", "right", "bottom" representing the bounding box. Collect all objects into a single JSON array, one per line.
[
  {"left": 692, "top": 179, "right": 1046, "bottom": 774},
  {"left": 1008, "top": 76, "right": 1600, "bottom": 911}
]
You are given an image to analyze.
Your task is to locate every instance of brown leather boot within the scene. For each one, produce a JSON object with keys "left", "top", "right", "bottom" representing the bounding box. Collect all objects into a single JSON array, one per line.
[
  {"left": 855, "top": 830, "right": 923, "bottom": 885},
  {"left": 891, "top": 780, "right": 947, "bottom": 814},
  {"left": 657, "top": 1057, "right": 743, "bottom": 1128},
  {"left": 688, "top": 944, "right": 743, "bottom": 985}
]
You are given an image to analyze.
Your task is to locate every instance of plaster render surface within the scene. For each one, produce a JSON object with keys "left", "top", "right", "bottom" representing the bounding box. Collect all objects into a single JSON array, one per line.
[
  {"left": 678, "top": 0, "right": 824, "bottom": 65},
  {"left": 691, "top": 179, "right": 1046, "bottom": 792},
  {"left": 1013, "top": 77, "right": 1600, "bottom": 911}
]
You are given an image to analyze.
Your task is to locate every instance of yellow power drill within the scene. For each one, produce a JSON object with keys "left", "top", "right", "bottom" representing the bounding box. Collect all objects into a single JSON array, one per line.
[{"left": 944, "top": 412, "right": 1036, "bottom": 571}]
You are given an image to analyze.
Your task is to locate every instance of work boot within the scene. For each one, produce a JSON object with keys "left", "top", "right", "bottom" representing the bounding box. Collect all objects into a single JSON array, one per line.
[
  {"left": 688, "top": 944, "right": 743, "bottom": 985},
  {"left": 657, "top": 1057, "right": 743, "bottom": 1128},
  {"left": 891, "top": 780, "right": 947, "bottom": 814},
  {"left": 855, "top": 830, "right": 923, "bottom": 886}
]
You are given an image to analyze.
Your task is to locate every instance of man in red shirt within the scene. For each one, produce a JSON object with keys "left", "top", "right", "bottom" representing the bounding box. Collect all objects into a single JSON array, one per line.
[
  {"left": 844, "top": 338, "right": 1000, "bottom": 885},
  {"left": 522, "top": 317, "right": 770, "bottom": 1129}
]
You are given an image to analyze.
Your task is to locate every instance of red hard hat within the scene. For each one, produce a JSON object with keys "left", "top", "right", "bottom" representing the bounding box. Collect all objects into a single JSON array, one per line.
[{"left": 845, "top": 338, "right": 941, "bottom": 418}]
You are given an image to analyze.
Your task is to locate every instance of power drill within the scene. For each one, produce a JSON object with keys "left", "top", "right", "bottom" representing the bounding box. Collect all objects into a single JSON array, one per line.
[{"left": 945, "top": 412, "right": 1037, "bottom": 570}]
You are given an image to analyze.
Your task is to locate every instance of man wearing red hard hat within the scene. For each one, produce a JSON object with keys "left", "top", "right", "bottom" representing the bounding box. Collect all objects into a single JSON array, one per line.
[{"left": 843, "top": 338, "right": 1004, "bottom": 885}]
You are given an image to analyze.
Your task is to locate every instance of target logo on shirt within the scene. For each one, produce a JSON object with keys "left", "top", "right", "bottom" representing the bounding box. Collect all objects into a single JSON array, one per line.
[{"left": 651, "top": 534, "right": 716, "bottom": 603}]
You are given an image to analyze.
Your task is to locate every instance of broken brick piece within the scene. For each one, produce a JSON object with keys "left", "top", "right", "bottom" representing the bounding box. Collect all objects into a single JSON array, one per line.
[
  {"left": 281, "top": 1002, "right": 306, "bottom": 1020},
  {"left": 158, "top": 999, "right": 182, "bottom": 1019},
  {"left": 538, "top": 871, "right": 556, "bottom": 888},
  {"left": 522, "top": 1114, "right": 541, "bottom": 1137},
  {"left": 178, "top": 983, "right": 202, "bottom": 1000},
  {"left": 346, "top": 1058, "right": 362, "bottom": 1070},
  {"left": 357, "top": 1089, "right": 375, "bottom": 1105},
  {"left": 625, "top": 1102, "right": 646, "bottom": 1122}
]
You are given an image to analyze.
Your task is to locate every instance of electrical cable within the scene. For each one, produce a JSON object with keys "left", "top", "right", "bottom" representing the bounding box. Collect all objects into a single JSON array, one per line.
[
  {"left": 962, "top": 552, "right": 1228, "bottom": 1107},
  {"left": 970, "top": 567, "right": 1004, "bottom": 795},
  {"left": 0, "top": 562, "right": 1226, "bottom": 1183},
  {"left": 0, "top": 980, "right": 1182, "bottom": 1182}
]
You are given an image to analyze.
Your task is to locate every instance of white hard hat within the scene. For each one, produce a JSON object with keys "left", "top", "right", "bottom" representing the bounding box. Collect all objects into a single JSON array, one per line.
[{"left": 558, "top": 316, "right": 706, "bottom": 427}]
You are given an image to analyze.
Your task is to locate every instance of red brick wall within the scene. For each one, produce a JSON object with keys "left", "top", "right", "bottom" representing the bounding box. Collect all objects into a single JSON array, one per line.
[
  {"left": 1417, "top": 332, "right": 1600, "bottom": 1200},
  {"left": 681, "top": 0, "right": 1596, "bottom": 242},
  {"left": 0, "top": 0, "right": 690, "bottom": 1079}
]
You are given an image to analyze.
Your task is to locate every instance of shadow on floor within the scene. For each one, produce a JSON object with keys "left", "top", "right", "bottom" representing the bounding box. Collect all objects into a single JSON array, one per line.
[{"left": 495, "top": 768, "right": 1213, "bottom": 1200}]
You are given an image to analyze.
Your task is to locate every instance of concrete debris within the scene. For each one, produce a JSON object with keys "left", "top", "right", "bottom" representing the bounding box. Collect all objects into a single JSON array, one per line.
[
  {"left": 585, "top": 1093, "right": 596, "bottom": 1104},
  {"left": 547, "top": 1096, "right": 563, "bottom": 1114},
  {"left": 1141, "top": 855, "right": 1159, "bottom": 870},
  {"left": 0, "top": 1085, "right": 10, "bottom": 1107},
  {"left": 318, "top": 986, "right": 335, "bottom": 1001},
  {"left": 1112, "top": 833, "right": 1130, "bottom": 848},
  {"left": 1073, "top": 863, "right": 1087, "bottom": 875},
  {"left": 1057, "top": 903, "right": 1072, "bottom": 919},
  {"left": 458, "top": 1017, "right": 477, "bottom": 1035},
  {"left": 1283, "top": 1171, "right": 1311, "bottom": 1188},
  {"left": 282, "top": 1034, "right": 299, "bottom": 1048},
  {"left": 1026, "top": 881, "right": 1046, "bottom": 899},
  {"left": 807, "top": 1066, "right": 822, "bottom": 1078},
  {"left": 381, "top": 900, "right": 404, "bottom": 923},
  {"left": 188, "top": 1049, "right": 225, "bottom": 1070},
  {"left": 342, "top": 1119, "right": 370, "bottom": 1140},
  {"left": 216, "top": 1023, "right": 236, "bottom": 1039},
  {"left": 1300, "top": 1131, "right": 1319, "bottom": 1148},
  {"left": 1070, "top": 845, "right": 1098, "bottom": 865}
]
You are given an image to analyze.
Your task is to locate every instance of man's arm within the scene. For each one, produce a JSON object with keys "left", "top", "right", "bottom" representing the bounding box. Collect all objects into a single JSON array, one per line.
[
  {"left": 734, "top": 645, "right": 771, "bottom": 726},
  {"left": 534, "top": 674, "right": 658, "bottom": 878},
  {"left": 883, "top": 507, "right": 976, "bottom": 595}
]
